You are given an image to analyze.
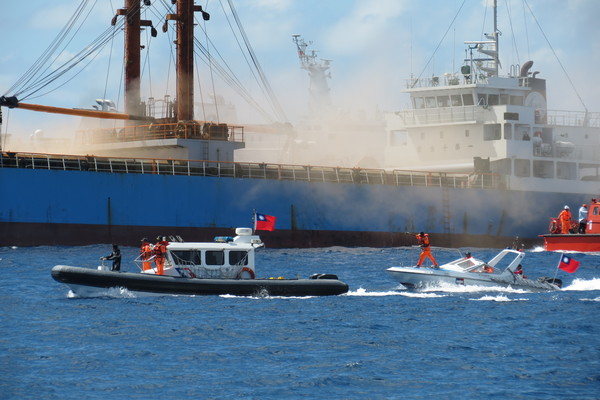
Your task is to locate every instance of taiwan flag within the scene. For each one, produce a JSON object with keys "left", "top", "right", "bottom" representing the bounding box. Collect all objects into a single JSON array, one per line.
[
  {"left": 558, "top": 254, "right": 580, "bottom": 273},
  {"left": 255, "top": 213, "right": 276, "bottom": 231}
]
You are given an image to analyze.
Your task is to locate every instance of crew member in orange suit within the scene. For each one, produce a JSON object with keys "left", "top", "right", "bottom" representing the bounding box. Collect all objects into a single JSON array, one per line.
[
  {"left": 154, "top": 237, "right": 168, "bottom": 275},
  {"left": 140, "top": 238, "right": 153, "bottom": 271},
  {"left": 558, "top": 205, "right": 572, "bottom": 234},
  {"left": 416, "top": 232, "right": 438, "bottom": 268}
]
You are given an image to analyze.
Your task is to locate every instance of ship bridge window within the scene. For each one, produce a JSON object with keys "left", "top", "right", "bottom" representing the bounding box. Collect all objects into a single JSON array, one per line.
[
  {"left": 171, "top": 250, "right": 202, "bottom": 265},
  {"left": 451, "top": 95, "right": 462, "bottom": 106},
  {"left": 514, "top": 159, "right": 530, "bottom": 177},
  {"left": 510, "top": 95, "right": 524, "bottom": 106},
  {"left": 206, "top": 250, "right": 225, "bottom": 265},
  {"left": 425, "top": 97, "right": 437, "bottom": 108},
  {"left": 414, "top": 97, "right": 425, "bottom": 109},
  {"left": 580, "top": 163, "right": 600, "bottom": 181},
  {"left": 484, "top": 124, "right": 501, "bottom": 141},
  {"left": 503, "top": 123, "right": 512, "bottom": 139},
  {"left": 557, "top": 162, "right": 576, "bottom": 180},
  {"left": 477, "top": 94, "right": 487, "bottom": 106},
  {"left": 229, "top": 250, "right": 249, "bottom": 266},
  {"left": 463, "top": 94, "right": 474, "bottom": 106},
  {"left": 437, "top": 95, "right": 450, "bottom": 107},
  {"left": 450, "top": 94, "right": 462, "bottom": 107},
  {"left": 533, "top": 160, "right": 554, "bottom": 178},
  {"left": 593, "top": 206, "right": 599, "bottom": 216},
  {"left": 516, "top": 125, "right": 530, "bottom": 140},
  {"left": 488, "top": 94, "right": 499, "bottom": 106}
]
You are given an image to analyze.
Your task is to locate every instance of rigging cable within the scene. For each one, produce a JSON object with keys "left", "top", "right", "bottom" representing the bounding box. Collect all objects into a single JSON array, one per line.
[
  {"left": 523, "top": 0, "right": 587, "bottom": 112},
  {"left": 216, "top": 0, "right": 274, "bottom": 121},
  {"left": 5, "top": 0, "right": 93, "bottom": 97},
  {"left": 103, "top": 0, "right": 116, "bottom": 104},
  {"left": 503, "top": 0, "right": 520, "bottom": 69},
  {"left": 411, "top": 0, "right": 467, "bottom": 88},
  {"left": 225, "top": 0, "right": 288, "bottom": 122},
  {"left": 194, "top": 37, "right": 274, "bottom": 122},
  {"left": 8, "top": 0, "right": 127, "bottom": 102},
  {"left": 521, "top": 0, "right": 531, "bottom": 60}
]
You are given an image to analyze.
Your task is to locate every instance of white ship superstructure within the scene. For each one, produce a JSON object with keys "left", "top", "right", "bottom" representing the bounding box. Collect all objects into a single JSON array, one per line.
[{"left": 384, "top": 1, "right": 600, "bottom": 195}]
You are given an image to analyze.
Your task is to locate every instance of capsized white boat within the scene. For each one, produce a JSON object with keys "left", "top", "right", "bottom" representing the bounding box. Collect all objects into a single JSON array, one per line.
[
  {"left": 51, "top": 228, "right": 348, "bottom": 297},
  {"left": 386, "top": 249, "right": 561, "bottom": 292}
]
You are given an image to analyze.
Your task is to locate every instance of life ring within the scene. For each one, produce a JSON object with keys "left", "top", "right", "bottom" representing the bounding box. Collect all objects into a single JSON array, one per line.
[{"left": 237, "top": 267, "right": 255, "bottom": 280}]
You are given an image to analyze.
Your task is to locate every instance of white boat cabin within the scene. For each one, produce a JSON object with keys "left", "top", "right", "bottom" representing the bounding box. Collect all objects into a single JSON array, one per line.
[{"left": 136, "top": 228, "right": 263, "bottom": 279}]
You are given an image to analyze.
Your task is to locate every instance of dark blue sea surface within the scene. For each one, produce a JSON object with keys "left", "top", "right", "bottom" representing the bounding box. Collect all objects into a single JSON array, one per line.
[{"left": 1, "top": 244, "right": 599, "bottom": 399}]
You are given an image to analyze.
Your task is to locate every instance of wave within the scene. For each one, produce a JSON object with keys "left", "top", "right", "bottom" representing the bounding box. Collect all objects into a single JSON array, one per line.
[
  {"left": 67, "top": 287, "right": 138, "bottom": 299},
  {"left": 561, "top": 277, "right": 600, "bottom": 291},
  {"left": 418, "top": 282, "right": 530, "bottom": 294},
  {"left": 470, "top": 294, "right": 528, "bottom": 302},
  {"left": 580, "top": 296, "right": 600, "bottom": 302}
]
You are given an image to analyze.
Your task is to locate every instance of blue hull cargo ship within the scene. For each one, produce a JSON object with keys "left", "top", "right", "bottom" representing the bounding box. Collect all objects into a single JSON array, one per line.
[{"left": 0, "top": 1, "right": 597, "bottom": 248}]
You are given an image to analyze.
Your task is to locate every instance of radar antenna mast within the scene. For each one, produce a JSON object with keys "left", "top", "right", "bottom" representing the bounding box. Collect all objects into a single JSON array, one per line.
[
  {"left": 464, "top": 0, "right": 501, "bottom": 80},
  {"left": 292, "top": 35, "right": 332, "bottom": 114}
]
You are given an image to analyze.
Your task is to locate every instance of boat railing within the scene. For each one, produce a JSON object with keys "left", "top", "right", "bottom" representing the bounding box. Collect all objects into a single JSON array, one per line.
[
  {"left": 394, "top": 106, "right": 600, "bottom": 129},
  {"left": 393, "top": 106, "right": 494, "bottom": 126},
  {"left": 77, "top": 122, "right": 245, "bottom": 143},
  {"left": 0, "top": 152, "right": 501, "bottom": 190},
  {"left": 546, "top": 110, "right": 600, "bottom": 128}
]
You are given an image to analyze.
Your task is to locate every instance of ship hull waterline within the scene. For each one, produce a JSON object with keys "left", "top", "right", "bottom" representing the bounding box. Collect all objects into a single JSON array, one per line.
[
  {"left": 51, "top": 265, "right": 349, "bottom": 297},
  {"left": 0, "top": 167, "right": 592, "bottom": 249}
]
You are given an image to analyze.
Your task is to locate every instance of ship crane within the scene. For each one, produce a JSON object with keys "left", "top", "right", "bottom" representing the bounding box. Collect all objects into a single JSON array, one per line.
[{"left": 292, "top": 35, "right": 332, "bottom": 114}]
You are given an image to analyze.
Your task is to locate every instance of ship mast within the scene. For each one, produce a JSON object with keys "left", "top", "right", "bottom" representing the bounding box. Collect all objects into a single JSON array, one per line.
[
  {"left": 166, "top": 0, "right": 209, "bottom": 122},
  {"left": 292, "top": 35, "right": 332, "bottom": 114},
  {"left": 113, "top": 0, "right": 155, "bottom": 116},
  {"left": 464, "top": 0, "right": 500, "bottom": 79}
]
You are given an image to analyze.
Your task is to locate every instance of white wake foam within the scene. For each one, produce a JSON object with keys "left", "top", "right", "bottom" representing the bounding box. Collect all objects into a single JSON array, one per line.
[{"left": 561, "top": 277, "right": 600, "bottom": 291}]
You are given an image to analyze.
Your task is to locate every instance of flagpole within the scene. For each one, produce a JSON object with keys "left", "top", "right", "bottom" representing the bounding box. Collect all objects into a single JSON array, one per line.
[
  {"left": 252, "top": 209, "right": 257, "bottom": 233},
  {"left": 552, "top": 252, "right": 563, "bottom": 281}
]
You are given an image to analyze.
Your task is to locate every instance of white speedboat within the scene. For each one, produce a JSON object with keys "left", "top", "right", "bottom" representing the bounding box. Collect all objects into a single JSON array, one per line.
[
  {"left": 386, "top": 249, "right": 561, "bottom": 292},
  {"left": 52, "top": 228, "right": 348, "bottom": 297}
]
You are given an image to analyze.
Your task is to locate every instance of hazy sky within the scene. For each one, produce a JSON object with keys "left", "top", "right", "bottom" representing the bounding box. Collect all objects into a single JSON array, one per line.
[{"left": 1, "top": 0, "right": 599, "bottom": 134}]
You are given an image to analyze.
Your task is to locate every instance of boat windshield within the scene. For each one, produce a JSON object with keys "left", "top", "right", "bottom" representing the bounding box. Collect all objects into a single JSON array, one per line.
[
  {"left": 445, "top": 257, "right": 479, "bottom": 271},
  {"left": 446, "top": 257, "right": 497, "bottom": 274}
]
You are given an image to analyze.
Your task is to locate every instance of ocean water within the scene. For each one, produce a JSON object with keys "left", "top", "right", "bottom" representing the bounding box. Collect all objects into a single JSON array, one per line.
[{"left": 1, "top": 244, "right": 599, "bottom": 400}]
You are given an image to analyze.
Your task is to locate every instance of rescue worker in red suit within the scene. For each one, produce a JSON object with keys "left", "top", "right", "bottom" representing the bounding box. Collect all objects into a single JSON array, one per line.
[
  {"left": 140, "top": 238, "right": 153, "bottom": 271},
  {"left": 514, "top": 264, "right": 527, "bottom": 279},
  {"left": 416, "top": 232, "right": 438, "bottom": 268},
  {"left": 558, "top": 205, "right": 572, "bottom": 234},
  {"left": 153, "top": 237, "right": 168, "bottom": 275}
]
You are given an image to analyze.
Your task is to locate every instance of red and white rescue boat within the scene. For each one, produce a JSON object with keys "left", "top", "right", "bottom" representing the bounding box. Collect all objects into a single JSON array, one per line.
[{"left": 540, "top": 198, "right": 600, "bottom": 252}]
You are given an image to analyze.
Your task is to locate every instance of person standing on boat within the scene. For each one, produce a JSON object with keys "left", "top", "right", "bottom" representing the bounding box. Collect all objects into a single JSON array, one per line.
[
  {"left": 140, "top": 238, "right": 153, "bottom": 270},
  {"left": 101, "top": 244, "right": 122, "bottom": 271},
  {"left": 153, "top": 237, "right": 168, "bottom": 275},
  {"left": 558, "top": 205, "right": 572, "bottom": 234},
  {"left": 415, "top": 232, "right": 438, "bottom": 268},
  {"left": 578, "top": 204, "right": 588, "bottom": 234}
]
